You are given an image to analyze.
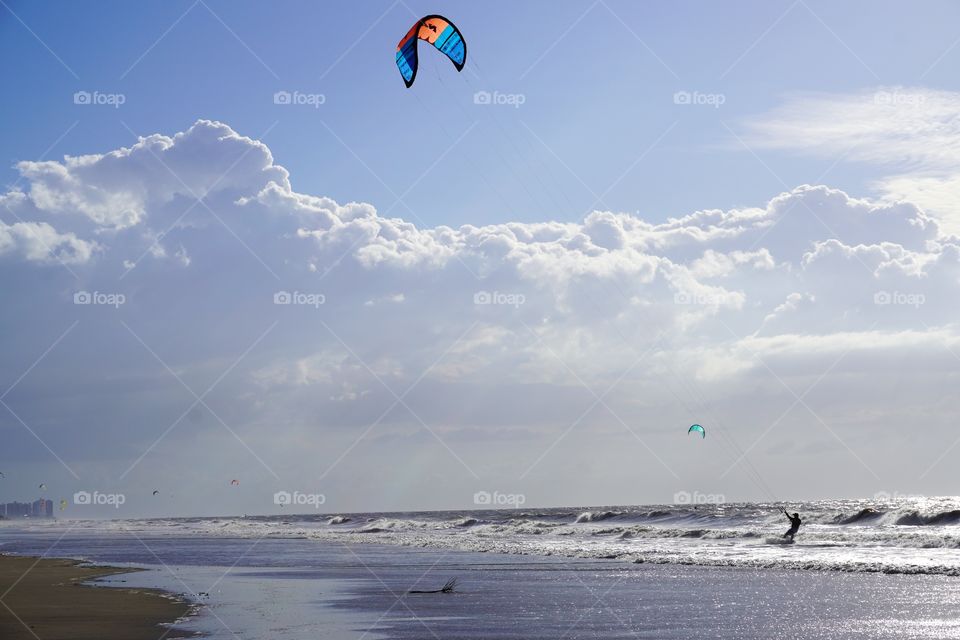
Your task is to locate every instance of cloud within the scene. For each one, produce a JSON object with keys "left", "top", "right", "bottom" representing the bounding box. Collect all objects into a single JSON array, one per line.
[
  {"left": 0, "top": 218, "right": 97, "bottom": 264},
  {"left": 2, "top": 120, "right": 959, "bottom": 512},
  {"left": 744, "top": 86, "right": 960, "bottom": 234},
  {"left": 9, "top": 119, "right": 290, "bottom": 232}
]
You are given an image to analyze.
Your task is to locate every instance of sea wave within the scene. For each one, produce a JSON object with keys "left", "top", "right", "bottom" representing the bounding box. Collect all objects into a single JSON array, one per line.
[{"left": 39, "top": 497, "right": 960, "bottom": 577}]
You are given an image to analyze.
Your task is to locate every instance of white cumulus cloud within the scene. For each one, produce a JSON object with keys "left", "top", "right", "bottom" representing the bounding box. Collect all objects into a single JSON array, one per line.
[{"left": 3, "top": 120, "right": 959, "bottom": 511}]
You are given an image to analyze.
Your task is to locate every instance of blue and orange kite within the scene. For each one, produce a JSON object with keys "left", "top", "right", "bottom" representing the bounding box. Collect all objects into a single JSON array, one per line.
[{"left": 395, "top": 15, "right": 466, "bottom": 88}]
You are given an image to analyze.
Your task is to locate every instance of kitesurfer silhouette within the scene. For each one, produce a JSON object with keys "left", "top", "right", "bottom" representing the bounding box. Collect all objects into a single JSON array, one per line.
[{"left": 781, "top": 507, "right": 801, "bottom": 541}]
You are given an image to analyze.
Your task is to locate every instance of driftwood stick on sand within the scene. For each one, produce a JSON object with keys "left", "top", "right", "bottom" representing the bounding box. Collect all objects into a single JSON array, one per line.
[{"left": 408, "top": 577, "right": 458, "bottom": 594}]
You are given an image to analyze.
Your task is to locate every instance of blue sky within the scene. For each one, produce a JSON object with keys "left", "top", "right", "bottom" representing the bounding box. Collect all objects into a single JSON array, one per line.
[
  {"left": 5, "top": 0, "right": 960, "bottom": 228},
  {"left": 3, "top": 1, "right": 960, "bottom": 516}
]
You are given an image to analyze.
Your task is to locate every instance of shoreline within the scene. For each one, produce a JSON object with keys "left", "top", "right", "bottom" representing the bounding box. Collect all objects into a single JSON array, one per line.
[
  {"left": 4, "top": 530, "right": 960, "bottom": 639},
  {"left": 0, "top": 553, "right": 191, "bottom": 640}
]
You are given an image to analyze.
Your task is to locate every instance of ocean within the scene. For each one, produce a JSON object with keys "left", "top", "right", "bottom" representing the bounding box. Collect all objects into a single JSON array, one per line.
[{"left": 3, "top": 497, "right": 960, "bottom": 638}]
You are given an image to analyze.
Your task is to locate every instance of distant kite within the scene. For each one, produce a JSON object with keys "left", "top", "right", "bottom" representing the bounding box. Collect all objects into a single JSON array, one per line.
[
  {"left": 59, "top": 499, "right": 67, "bottom": 511},
  {"left": 688, "top": 424, "right": 706, "bottom": 439},
  {"left": 38, "top": 483, "right": 46, "bottom": 490},
  {"left": 396, "top": 15, "right": 466, "bottom": 88},
  {"left": 230, "top": 479, "right": 240, "bottom": 486},
  {"left": 152, "top": 490, "right": 160, "bottom": 496}
]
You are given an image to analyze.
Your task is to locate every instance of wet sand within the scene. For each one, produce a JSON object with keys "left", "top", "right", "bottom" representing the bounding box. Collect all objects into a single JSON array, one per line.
[{"left": 0, "top": 554, "right": 189, "bottom": 640}]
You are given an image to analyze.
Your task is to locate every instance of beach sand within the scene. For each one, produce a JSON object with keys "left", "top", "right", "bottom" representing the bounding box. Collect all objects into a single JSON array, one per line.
[
  {"left": 0, "top": 555, "right": 189, "bottom": 640},
  {"left": 5, "top": 523, "right": 960, "bottom": 639}
]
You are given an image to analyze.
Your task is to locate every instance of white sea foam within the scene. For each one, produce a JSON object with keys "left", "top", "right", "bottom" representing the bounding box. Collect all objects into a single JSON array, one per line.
[{"left": 38, "top": 497, "right": 960, "bottom": 576}]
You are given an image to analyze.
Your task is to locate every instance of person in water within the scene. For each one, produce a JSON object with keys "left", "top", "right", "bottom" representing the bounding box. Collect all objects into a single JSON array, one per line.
[{"left": 781, "top": 508, "right": 802, "bottom": 540}]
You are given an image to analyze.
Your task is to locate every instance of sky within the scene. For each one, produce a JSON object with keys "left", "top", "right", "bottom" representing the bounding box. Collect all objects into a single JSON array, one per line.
[{"left": 1, "top": 0, "right": 959, "bottom": 517}]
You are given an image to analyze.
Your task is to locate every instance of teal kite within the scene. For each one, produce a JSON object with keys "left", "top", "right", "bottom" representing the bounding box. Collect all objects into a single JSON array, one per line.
[{"left": 688, "top": 424, "right": 706, "bottom": 438}]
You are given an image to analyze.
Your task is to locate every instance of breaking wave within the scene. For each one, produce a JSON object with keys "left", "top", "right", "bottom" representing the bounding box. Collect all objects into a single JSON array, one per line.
[{"left": 34, "top": 497, "right": 960, "bottom": 577}]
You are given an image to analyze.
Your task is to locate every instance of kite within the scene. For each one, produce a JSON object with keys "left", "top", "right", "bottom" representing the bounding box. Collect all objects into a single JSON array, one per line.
[
  {"left": 152, "top": 490, "right": 159, "bottom": 496},
  {"left": 38, "top": 483, "right": 46, "bottom": 490},
  {"left": 0, "top": 471, "right": 4, "bottom": 478},
  {"left": 59, "top": 499, "right": 67, "bottom": 511},
  {"left": 688, "top": 424, "right": 706, "bottom": 439},
  {"left": 396, "top": 15, "right": 466, "bottom": 88},
  {"left": 230, "top": 479, "right": 240, "bottom": 486}
]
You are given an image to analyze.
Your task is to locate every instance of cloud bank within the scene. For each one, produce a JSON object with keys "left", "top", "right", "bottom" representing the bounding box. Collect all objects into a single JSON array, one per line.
[
  {"left": 2, "top": 120, "right": 958, "bottom": 514},
  {"left": 744, "top": 86, "right": 960, "bottom": 235}
]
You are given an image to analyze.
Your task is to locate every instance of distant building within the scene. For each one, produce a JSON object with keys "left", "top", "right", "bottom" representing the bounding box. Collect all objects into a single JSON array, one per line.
[{"left": 0, "top": 499, "right": 54, "bottom": 518}]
